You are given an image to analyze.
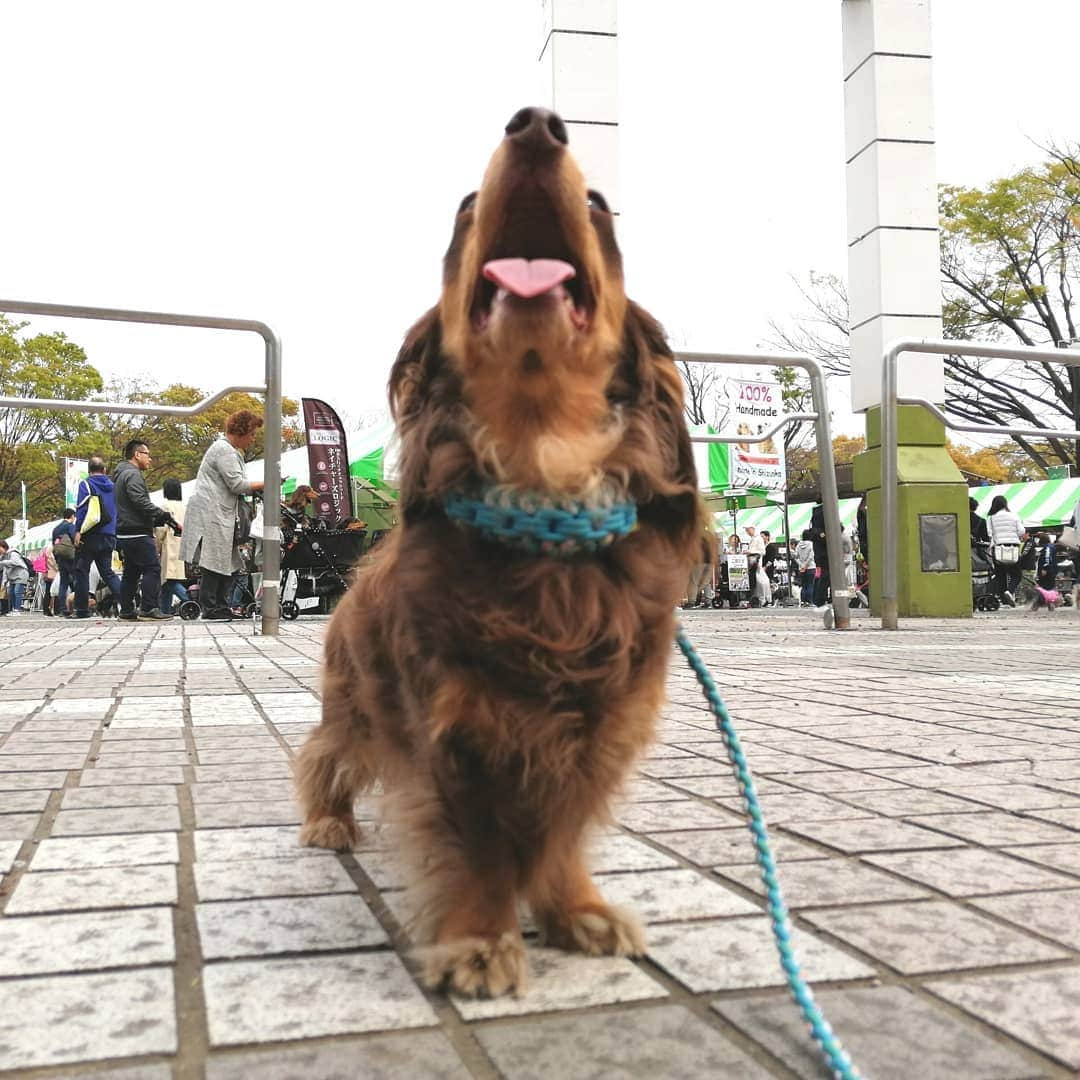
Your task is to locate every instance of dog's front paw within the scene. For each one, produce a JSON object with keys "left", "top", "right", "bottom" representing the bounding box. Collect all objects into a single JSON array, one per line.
[
  {"left": 418, "top": 932, "right": 528, "bottom": 998},
  {"left": 299, "top": 813, "right": 360, "bottom": 851},
  {"left": 542, "top": 904, "right": 646, "bottom": 958}
]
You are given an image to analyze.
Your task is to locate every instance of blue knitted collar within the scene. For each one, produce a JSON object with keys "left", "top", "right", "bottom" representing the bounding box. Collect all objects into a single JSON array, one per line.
[{"left": 443, "top": 486, "right": 637, "bottom": 556}]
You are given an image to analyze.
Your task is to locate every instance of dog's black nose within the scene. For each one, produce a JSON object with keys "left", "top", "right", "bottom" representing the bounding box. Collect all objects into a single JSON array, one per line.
[{"left": 505, "top": 107, "right": 568, "bottom": 151}]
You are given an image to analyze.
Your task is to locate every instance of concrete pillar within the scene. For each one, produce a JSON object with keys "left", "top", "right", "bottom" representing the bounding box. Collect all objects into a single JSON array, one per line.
[
  {"left": 843, "top": 0, "right": 942, "bottom": 407},
  {"left": 539, "top": 0, "right": 618, "bottom": 210},
  {"left": 843, "top": 0, "right": 971, "bottom": 616}
]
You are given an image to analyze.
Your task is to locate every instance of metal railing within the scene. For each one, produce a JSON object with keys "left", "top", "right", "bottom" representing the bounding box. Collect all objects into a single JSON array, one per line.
[
  {"left": 880, "top": 337, "right": 1080, "bottom": 630},
  {"left": 0, "top": 299, "right": 284, "bottom": 636},
  {"left": 676, "top": 350, "right": 850, "bottom": 629}
]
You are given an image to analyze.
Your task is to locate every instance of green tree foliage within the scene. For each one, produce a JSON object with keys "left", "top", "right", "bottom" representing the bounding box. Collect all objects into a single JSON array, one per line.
[
  {"left": 0, "top": 316, "right": 104, "bottom": 530},
  {"left": 786, "top": 434, "right": 866, "bottom": 490},
  {"left": 771, "top": 147, "right": 1080, "bottom": 476},
  {"left": 940, "top": 154, "right": 1080, "bottom": 470},
  {"left": 67, "top": 382, "right": 303, "bottom": 491},
  {"left": 771, "top": 365, "right": 814, "bottom": 451},
  {"left": 1, "top": 315, "right": 304, "bottom": 531}
]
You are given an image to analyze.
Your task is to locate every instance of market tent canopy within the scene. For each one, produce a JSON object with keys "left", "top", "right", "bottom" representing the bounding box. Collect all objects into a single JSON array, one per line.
[
  {"left": 716, "top": 498, "right": 862, "bottom": 543},
  {"left": 179, "top": 421, "right": 399, "bottom": 500},
  {"left": 969, "top": 478, "right": 1080, "bottom": 528}
]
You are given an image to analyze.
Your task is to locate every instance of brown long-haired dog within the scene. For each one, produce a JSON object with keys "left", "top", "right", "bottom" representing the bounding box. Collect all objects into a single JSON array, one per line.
[{"left": 296, "top": 107, "right": 700, "bottom": 997}]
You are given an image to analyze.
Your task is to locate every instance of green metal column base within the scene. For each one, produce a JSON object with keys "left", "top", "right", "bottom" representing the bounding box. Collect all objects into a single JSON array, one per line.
[{"left": 854, "top": 405, "right": 973, "bottom": 618}]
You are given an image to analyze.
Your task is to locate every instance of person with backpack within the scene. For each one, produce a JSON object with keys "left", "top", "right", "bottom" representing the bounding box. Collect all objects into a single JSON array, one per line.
[
  {"left": 73, "top": 455, "right": 124, "bottom": 620},
  {"left": 0, "top": 540, "right": 32, "bottom": 615},
  {"left": 51, "top": 508, "right": 78, "bottom": 616}
]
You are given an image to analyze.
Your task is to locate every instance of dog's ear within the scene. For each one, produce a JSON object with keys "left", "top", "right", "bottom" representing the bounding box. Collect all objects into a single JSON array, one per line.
[
  {"left": 616, "top": 301, "right": 701, "bottom": 544},
  {"left": 388, "top": 307, "right": 442, "bottom": 422},
  {"left": 387, "top": 307, "right": 471, "bottom": 518}
]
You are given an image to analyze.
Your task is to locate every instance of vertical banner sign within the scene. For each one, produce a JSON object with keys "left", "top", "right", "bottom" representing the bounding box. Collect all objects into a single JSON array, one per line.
[
  {"left": 301, "top": 399, "right": 351, "bottom": 526},
  {"left": 64, "top": 458, "right": 88, "bottom": 509},
  {"left": 725, "top": 379, "right": 786, "bottom": 491}
]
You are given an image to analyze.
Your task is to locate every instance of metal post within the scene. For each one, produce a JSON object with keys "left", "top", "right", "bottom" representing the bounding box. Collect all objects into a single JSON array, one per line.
[
  {"left": 880, "top": 342, "right": 900, "bottom": 630},
  {"left": 676, "top": 350, "right": 850, "bottom": 630},
  {"left": 258, "top": 332, "right": 283, "bottom": 637},
  {"left": 804, "top": 360, "right": 851, "bottom": 630},
  {"left": 880, "top": 337, "right": 1080, "bottom": 631},
  {"left": 0, "top": 298, "right": 283, "bottom": 634}
]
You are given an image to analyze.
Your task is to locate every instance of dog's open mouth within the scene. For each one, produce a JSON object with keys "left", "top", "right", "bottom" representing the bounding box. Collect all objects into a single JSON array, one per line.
[{"left": 470, "top": 188, "right": 593, "bottom": 332}]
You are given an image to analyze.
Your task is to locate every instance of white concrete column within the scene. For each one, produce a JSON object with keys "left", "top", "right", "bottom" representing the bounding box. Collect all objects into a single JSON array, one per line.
[
  {"left": 843, "top": 0, "right": 943, "bottom": 411},
  {"left": 539, "top": 0, "right": 618, "bottom": 210}
]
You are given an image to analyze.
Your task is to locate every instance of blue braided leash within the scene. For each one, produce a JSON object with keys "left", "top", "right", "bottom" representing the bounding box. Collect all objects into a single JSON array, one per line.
[{"left": 676, "top": 625, "right": 861, "bottom": 1080}]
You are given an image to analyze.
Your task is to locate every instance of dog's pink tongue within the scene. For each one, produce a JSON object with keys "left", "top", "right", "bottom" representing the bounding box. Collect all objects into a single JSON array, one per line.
[{"left": 483, "top": 258, "right": 576, "bottom": 299}]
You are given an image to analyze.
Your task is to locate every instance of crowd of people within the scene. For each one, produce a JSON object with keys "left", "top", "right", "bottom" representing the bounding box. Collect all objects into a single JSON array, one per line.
[
  {"left": 681, "top": 501, "right": 869, "bottom": 612},
  {"left": 972, "top": 493, "right": 1073, "bottom": 611},
  {"left": 0, "top": 409, "right": 264, "bottom": 622}
]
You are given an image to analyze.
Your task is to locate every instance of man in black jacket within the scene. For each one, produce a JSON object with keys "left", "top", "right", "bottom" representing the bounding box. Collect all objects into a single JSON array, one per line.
[
  {"left": 113, "top": 440, "right": 171, "bottom": 621},
  {"left": 810, "top": 503, "right": 831, "bottom": 608}
]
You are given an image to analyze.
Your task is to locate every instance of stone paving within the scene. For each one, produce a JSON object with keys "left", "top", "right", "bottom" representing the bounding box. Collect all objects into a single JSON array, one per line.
[{"left": 0, "top": 607, "right": 1079, "bottom": 1078}]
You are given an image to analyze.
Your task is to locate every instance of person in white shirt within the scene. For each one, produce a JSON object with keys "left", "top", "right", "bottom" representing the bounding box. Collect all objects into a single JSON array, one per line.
[
  {"left": 841, "top": 526, "right": 856, "bottom": 588},
  {"left": 795, "top": 529, "right": 816, "bottom": 606},
  {"left": 986, "top": 495, "right": 1025, "bottom": 606},
  {"left": 745, "top": 526, "right": 772, "bottom": 607}
]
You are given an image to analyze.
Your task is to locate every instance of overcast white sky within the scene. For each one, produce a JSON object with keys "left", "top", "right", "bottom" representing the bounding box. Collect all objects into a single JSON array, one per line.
[{"left": 2, "top": 1, "right": 1075, "bottom": 436}]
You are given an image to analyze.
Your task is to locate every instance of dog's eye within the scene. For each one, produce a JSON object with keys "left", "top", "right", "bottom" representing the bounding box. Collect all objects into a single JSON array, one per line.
[
  {"left": 587, "top": 190, "right": 610, "bottom": 213},
  {"left": 457, "top": 192, "right": 478, "bottom": 215}
]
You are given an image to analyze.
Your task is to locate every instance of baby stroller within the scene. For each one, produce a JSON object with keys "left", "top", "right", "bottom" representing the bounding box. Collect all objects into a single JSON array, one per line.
[
  {"left": 1056, "top": 549, "right": 1075, "bottom": 608},
  {"left": 277, "top": 524, "right": 366, "bottom": 619},
  {"left": 177, "top": 544, "right": 259, "bottom": 621},
  {"left": 971, "top": 542, "right": 1000, "bottom": 611},
  {"left": 715, "top": 552, "right": 752, "bottom": 609}
]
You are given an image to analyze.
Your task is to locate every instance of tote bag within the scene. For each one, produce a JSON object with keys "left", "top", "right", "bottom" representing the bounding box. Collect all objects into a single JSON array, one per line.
[
  {"left": 992, "top": 544, "right": 1020, "bottom": 566},
  {"left": 78, "top": 487, "right": 111, "bottom": 534}
]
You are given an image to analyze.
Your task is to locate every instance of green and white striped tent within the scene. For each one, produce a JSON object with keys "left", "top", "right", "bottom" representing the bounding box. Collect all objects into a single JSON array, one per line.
[
  {"left": 969, "top": 478, "right": 1080, "bottom": 528},
  {"left": 716, "top": 498, "right": 862, "bottom": 544},
  {"left": 720, "top": 478, "right": 1080, "bottom": 544}
]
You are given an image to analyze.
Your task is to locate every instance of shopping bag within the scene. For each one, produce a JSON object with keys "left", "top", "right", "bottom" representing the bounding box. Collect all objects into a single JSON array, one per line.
[
  {"left": 992, "top": 544, "right": 1020, "bottom": 565},
  {"left": 79, "top": 493, "right": 112, "bottom": 534}
]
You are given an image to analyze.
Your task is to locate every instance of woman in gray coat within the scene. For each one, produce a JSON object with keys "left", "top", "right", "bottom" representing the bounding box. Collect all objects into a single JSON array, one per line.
[{"left": 181, "top": 410, "right": 265, "bottom": 620}]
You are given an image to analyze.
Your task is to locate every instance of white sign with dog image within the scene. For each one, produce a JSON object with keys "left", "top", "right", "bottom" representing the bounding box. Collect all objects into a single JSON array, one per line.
[{"left": 726, "top": 378, "right": 786, "bottom": 491}]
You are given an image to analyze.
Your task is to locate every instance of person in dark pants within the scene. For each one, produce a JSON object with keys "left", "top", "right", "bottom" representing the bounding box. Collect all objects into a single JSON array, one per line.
[
  {"left": 73, "top": 456, "right": 124, "bottom": 619},
  {"left": 181, "top": 410, "right": 265, "bottom": 621},
  {"left": 113, "top": 440, "right": 173, "bottom": 621},
  {"left": 810, "top": 503, "right": 830, "bottom": 608},
  {"left": 51, "top": 509, "right": 78, "bottom": 615}
]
